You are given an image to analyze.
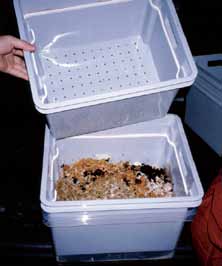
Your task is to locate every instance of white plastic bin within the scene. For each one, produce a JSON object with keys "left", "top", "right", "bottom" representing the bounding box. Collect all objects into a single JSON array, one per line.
[
  {"left": 41, "top": 115, "right": 203, "bottom": 262},
  {"left": 185, "top": 54, "right": 222, "bottom": 156},
  {"left": 14, "top": 0, "right": 197, "bottom": 139}
]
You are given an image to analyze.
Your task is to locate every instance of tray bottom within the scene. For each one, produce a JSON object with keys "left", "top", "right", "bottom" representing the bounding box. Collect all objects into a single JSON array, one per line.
[{"left": 40, "top": 36, "right": 159, "bottom": 103}]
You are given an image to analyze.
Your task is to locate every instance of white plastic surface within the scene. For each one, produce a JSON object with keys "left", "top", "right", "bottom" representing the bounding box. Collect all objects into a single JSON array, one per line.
[
  {"left": 185, "top": 54, "right": 222, "bottom": 156},
  {"left": 14, "top": 0, "right": 197, "bottom": 113},
  {"left": 40, "top": 115, "right": 203, "bottom": 258}
]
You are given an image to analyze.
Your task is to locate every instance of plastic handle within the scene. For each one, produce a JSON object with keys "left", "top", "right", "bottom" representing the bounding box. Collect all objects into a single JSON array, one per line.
[
  {"left": 150, "top": 0, "right": 181, "bottom": 79},
  {"left": 208, "top": 60, "right": 222, "bottom": 67}
]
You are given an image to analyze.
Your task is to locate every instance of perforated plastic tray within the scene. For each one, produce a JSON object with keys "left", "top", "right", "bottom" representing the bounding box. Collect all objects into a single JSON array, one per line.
[{"left": 14, "top": 0, "right": 197, "bottom": 138}]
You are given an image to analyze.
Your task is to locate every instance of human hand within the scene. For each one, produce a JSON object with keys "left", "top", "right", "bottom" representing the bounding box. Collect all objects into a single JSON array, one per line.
[{"left": 0, "top": 35, "right": 35, "bottom": 80}]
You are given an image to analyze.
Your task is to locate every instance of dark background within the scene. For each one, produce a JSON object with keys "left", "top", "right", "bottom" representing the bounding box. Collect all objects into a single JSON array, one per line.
[{"left": 0, "top": 0, "right": 221, "bottom": 265}]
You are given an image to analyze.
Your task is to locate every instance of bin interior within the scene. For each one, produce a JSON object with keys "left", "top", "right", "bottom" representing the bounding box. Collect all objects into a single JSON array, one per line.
[
  {"left": 21, "top": 0, "right": 192, "bottom": 105},
  {"left": 45, "top": 117, "right": 199, "bottom": 203}
]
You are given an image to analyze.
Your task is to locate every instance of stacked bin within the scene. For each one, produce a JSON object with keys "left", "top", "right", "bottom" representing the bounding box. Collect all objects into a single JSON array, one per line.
[
  {"left": 185, "top": 54, "right": 222, "bottom": 156},
  {"left": 14, "top": 0, "right": 203, "bottom": 262}
]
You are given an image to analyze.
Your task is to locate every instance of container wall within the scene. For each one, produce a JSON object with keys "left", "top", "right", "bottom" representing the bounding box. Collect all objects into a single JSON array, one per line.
[
  {"left": 48, "top": 208, "right": 186, "bottom": 256},
  {"left": 185, "top": 84, "right": 222, "bottom": 156},
  {"left": 46, "top": 90, "right": 178, "bottom": 139},
  {"left": 24, "top": 0, "right": 148, "bottom": 49},
  {"left": 142, "top": 0, "right": 193, "bottom": 81}
]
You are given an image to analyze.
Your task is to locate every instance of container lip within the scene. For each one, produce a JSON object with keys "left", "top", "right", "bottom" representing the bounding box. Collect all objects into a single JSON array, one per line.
[
  {"left": 40, "top": 198, "right": 203, "bottom": 214},
  {"left": 34, "top": 77, "right": 195, "bottom": 114}
]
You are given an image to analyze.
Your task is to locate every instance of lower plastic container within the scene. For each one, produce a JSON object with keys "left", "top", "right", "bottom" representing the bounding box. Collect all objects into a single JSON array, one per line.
[{"left": 40, "top": 115, "right": 203, "bottom": 262}]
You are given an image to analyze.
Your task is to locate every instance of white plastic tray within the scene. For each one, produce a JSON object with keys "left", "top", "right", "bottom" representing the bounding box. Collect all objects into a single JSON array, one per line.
[{"left": 14, "top": 0, "right": 197, "bottom": 138}]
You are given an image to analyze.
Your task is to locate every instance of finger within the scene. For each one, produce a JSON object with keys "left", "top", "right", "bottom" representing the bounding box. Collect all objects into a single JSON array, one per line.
[
  {"left": 14, "top": 55, "right": 26, "bottom": 68},
  {"left": 13, "top": 49, "right": 24, "bottom": 57},
  {"left": 8, "top": 36, "right": 35, "bottom": 52},
  {"left": 14, "top": 63, "right": 28, "bottom": 76},
  {"left": 7, "top": 67, "right": 29, "bottom": 81}
]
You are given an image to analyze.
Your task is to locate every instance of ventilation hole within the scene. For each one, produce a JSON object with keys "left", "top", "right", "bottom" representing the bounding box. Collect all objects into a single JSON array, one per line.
[
  {"left": 75, "top": 60, "right": 78, "bottom": 63},
  {"left": 81, "top": 84, "right": 84, "bottom": 87},
  {"left": 130, "top": 59, "right": 133, "bottom": 62},
  {"left": 74, "top": 93, "right": 76, "bottom": 97},
  {"left": 144, "top": 72, "right": 147, "bottom": 75},
  {"left": 49, "top": 74, "right": 52, "bottom": 77},
  {"left": 99, "top": 80, "right": 102, "bottom": 83},
  {"left": 84, "top": 59, "right": 87, "bottom": 62},
  {"left": 129, "top": 83, "right": 132, "bottom": 86},
  {"left": 58, "top": 72, "right": 61, "bottom": 75},
  {"left": 64, "top": 54, "right": 68, "bottom": 57},
  {"left": 110, "top": 87, "right": 113, "bottom": 90},
  {"left": 113, "top": 61, "right": 115, "bottom": 64},
  {"left": 107, "top": 78, "right": 111, "bottom": 81},
  {"left": 82, "top": 92, "right": 86, "bottom": 95},
  {"left": 61, "top": 88, "right": 64, "bottom": 90},
  {"left": 86, "top": 66, "right": 89, "bottom": 69},
  {"left": 146, "top": 80, "right": 149, "bottom": 83},
  {"left": 139, "top": 57, "right": 142, "bottom": 60},
  {"left": 64, "top": 96, "right": 67, "bottom": 99},
  {"left": 93, "top": 56, "right": 96, "bottom": 60},
  {"left": 60, "top": 80, "right": 63, "bottom": 82},
  {"left": 108, "top": 47, "right": 111, "bottom": 50},
  {"left": 50, "top": 81, "right": 54, "bottom": 85},
  {"left": 92, "top": 90, "right": 95, "bottom": 93},
  {"left": 102, "top": 55, "right": 105, "bottom": 58},
  {"left": 137, "top": 81, "right": 140, "bottom": 85},
  {"left": 110, "top": 54, "right": 114, "bottom": 57},
  {"left": 72, "top": 85, "right": 74, "bottom": 88},
  {"left": 96, "top": 65, "right": 98, "bottom": 68},
  {"left": 82, "top": 51, "right": 85, "bottom": 54},
  {"left": 104, "top": 63, "right": 107, "bottom": 66},
  {"left": 79, "top": 75, "right": 82, "bottom": 79},
  {"left": 119, "top": 52, "right": 122, "bottom": 55},
  {"left": 141, "top": 64, "right": 144, "bottom": 68},
  {"left": 70, "top": 77, "right": 73, "bottom": 80},
  {"left": 106, "top": 71, "right": 109, "bottom": 74},
  {"left": 128, "top": 51, "right": 131, "bottom": 54},
  {"left": 120, "top": 84, "right": 123, "bottom": 88},
  {"left": 134, "top": 73, "right": 138, "bottom": 76},
  {"left": 96, "top": 72, "right": 100, "bottom": 75},
  {"left": 68, "top": 70, "right": 71, "bottom": 73},
  {"left": 117, "top": 76, "right": 120, "bottom": 80},
  {"left": 88, "top": 74, "right": 91, "bottom": 77},
  {"left": 134, "top": 42, "right": 137, "bottom": 46},
  {"left": 73, "top": 53, "right": 76, "bottom": 56},
  {"left": 126, "top": 75, "right": 129, "bottom": 78},
  {"left": 117, "top": 45, "right": 120, "bottom": 48},
  {"left": 54, "top": 97, "right": 58, "bottom": 101},
  {"left": 89, "top": 81, "right": 93, "bottom": 85},
  {"left": 137, "top": 49, "right": 139, "bottom": 52},
  {"left": 52, "top": 89, "right": 55, "bottom": 93}
]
